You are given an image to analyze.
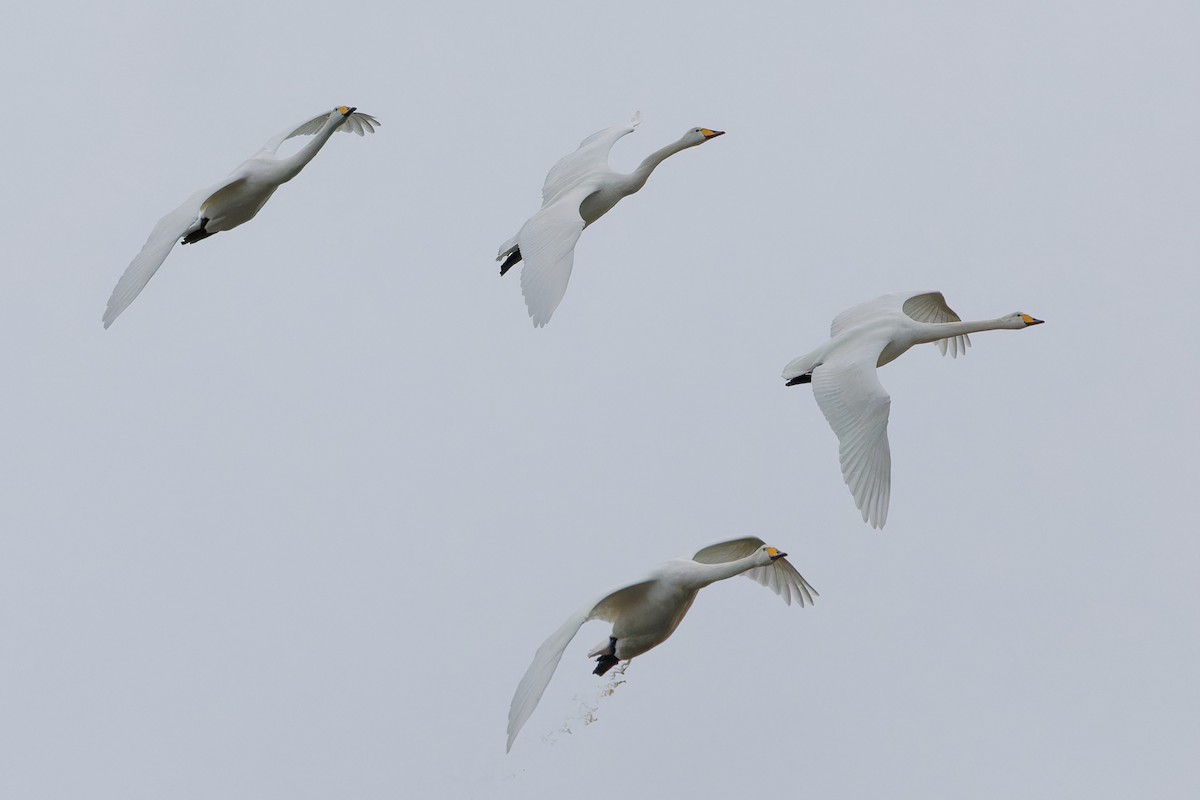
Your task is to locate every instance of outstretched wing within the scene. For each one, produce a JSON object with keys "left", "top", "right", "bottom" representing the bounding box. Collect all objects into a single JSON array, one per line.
[
  {"left": 901, "top": 291, "right": 969, "bottom": 357},
  {"left": 260, "top": 110, "right": 381, "bottom": 154},
  {"left": 518, "top": 184, "right": 594, "bottom": 327},
  {"left": 589, "top": 580, "right": 658, "bottom": 622},
  {"left": 541, "top": 112, "right": 641, "bottom": 204},
  {"left": 829, "top": 294, "right": 904, "bottom": 338},
  {"left": 741, "top": 556, "right": 818, "bottom": 607},
  {"left": 336, "top": 112, "right": 380, "bottom": 137},
  {"left": 102, "top": 177, "right": 240, "bottom": 329},
  {"left": 506, "top": 579, "right": 652, "bottom": 752},
  {"left": 811, "top": 348, "right": 893, "bottom": 528},
  {"left": 831, "top": 290, "right": 968, "bottom": 358},
  {"left": 692, "top": 538, "right": 819, "bottom": 607},
  {"left": 506, "top": 604, "right": 589, "bottom": 752}
]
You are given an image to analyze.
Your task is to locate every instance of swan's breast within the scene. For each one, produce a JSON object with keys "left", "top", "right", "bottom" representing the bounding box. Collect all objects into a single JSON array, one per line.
[{"left": 579, "top": 186, "right": 624, "bottom": 226}]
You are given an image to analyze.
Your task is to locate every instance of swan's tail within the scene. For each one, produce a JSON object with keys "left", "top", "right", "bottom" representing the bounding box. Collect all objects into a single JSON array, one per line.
[
  {"left": 586, "top": 636, "right": 615, "bottom": 659},
  {"left": 497, "top": 235, "right": 521, "bottom": 275},
  {"left": 782, "top": 350, "right": 823, "bottom": 386}
]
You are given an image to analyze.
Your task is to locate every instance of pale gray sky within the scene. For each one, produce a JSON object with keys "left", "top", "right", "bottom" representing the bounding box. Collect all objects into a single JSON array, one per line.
[{"left": 1, "top": 1, "right": 1197, "bottom": 798}]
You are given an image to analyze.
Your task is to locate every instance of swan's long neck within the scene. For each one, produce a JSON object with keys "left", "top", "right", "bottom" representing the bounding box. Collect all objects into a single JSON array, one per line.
[
  {"left": 919, "top": 317, "right": 1021, "bottom": 343},
  {"left": 688, "top": 553, "right": 762, "bottom": 590},
  {"left": 625, "top": 136, "right": 696, "bottom": 192},
  {"left": 275, "top": 117, "right": 342, "bottom": 182}
]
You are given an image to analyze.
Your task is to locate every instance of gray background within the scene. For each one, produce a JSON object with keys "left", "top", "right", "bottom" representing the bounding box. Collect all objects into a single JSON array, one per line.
[{"left": 2, "top": 1, "right": 1197, "bottom": 797}]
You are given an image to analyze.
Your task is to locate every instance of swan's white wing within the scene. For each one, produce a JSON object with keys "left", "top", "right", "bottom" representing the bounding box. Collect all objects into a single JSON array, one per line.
[
  {"left": 812, "top": 348, "right": 893, "bottom": 528},
  {"left": 541, "top": 113, "right": 641, "bottom": 204},
  {"left": 576, "top": 111, "right": 642, "bottom": 149},
  {"left": 506, "top": 579, "right": 653, "bottom": 752},
  {"left": 506, "top": 604, "right": 589, "bottom": 752},
  {"left": 260, "top": 111, "right": 380, "bottom": 153},
  {"left": 829, "top": 294, "right": 906, "bottom": 338},
  {"left": 830, "top": 291, "right": 969, "bottom": 357},
  {"left": 741, "top": 557, "right": 819, "bottom": 607},
  {"left": 589, "top": 580, "right": 658, "bottom": 623},
  {"left": 901, "top": 291, "right": 970, "bottom": 357},
  {"left": 518, "top": 184, "right": 593, "bottom": 327},
  {"left": 261, "top": 111, "right": 331, "bottom": 153},
  {"left": 692, "top": 538, "right": 819, "bottom": 607},
  {"left": 102, "top": 178, "right": 239, "bottom": 329},
  {"left": 336, "top": 112, "right": 379, "bottom": 137}
]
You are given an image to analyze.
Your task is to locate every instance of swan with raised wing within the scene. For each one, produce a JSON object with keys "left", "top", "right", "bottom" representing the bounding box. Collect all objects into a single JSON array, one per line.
[
  {"left": 497, "top": 113, "right": 724, "bottom": 327},
  {"left": 506, "top": 536, "right": 816, "bottom": 751},
  {"left": 103, "top": 106, "right": 379, "bottom": 328}
]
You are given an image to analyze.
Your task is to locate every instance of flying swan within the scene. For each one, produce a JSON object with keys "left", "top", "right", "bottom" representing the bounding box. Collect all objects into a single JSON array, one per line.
[
  {"left": 102, "top": 106, "right": 379, "bottom": 328},
  {"left": 496, "top": 113, "right": 724, "bottom": 327},
  {"left": 506, "top": 537, "right": 816, "bottom": 751},
  {"left": 782, "top": 290, "right": 1045, "bottom": 528}
]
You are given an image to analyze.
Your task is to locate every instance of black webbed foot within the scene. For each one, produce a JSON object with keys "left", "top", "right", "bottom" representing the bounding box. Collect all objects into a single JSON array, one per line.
[
  {"left": 499, "top": 247, "right": 522, "bottom": 276},
  {"left": 181, "top": 218, "right": 212, "bottom": 245},
  {"left": 785, "top": 374, "right": 812, "bottom": 386},
  {"left": 593, "top": 655, "right": 620, "bottom": 676}
]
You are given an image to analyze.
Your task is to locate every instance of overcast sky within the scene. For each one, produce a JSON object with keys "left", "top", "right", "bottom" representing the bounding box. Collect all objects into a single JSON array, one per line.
[{"left": 1, "top": 1, "right": 1197, "bottom": 798}]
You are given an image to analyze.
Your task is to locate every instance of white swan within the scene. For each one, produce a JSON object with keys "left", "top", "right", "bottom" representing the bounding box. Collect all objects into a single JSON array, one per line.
[
  {"left": 782, "top": 290, "right": 1045, "bottom": 528},
  {"left": 102, "top": 107, "right": 380, "bottom": 328},
  {"left": 506, "top": 536, "right": 816, "bottom": 751},
  {"left": 496, "top": 113, "right": 724, "bottom": 327}
]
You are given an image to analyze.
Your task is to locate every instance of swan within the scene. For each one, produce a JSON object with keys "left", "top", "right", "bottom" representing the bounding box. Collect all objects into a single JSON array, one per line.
[
  {"left": 506, "top": 536, "right": 816, "bottom": 751},
  {"left": 102, "top": 106, "right": 380, "bottom": 328},
  {"left": 496, "top": 113, "right": 724, "bottom": 327},
  {"left": 781, "top": 290, "right": 1045, "bottom": 528}
]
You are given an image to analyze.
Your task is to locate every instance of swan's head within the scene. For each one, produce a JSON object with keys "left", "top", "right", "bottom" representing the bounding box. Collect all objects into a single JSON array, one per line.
[
  {"left": 759, "top": 545, "right": 788, "bottom": 564},
  {"left": 682, "top": 127, "right": 725, "bottom": 148},
  {"left": 1009, "top": 312, "right": 1045, "bottom": 328},
  {"left": 328, "top": 107, "right": 358, "bottom": 130}
]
